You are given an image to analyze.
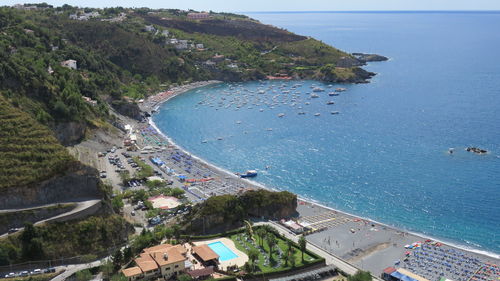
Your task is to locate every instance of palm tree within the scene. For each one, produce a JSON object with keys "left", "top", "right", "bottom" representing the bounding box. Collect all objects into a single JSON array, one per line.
[
  {"left": 248, "top": 248, "right": 259, "bottom": 271},
  {"left": 298, "top": 235, "right": 307, "bottom": 262},
  {"left": 255, "top": 228, "right": 266, "bottom": 247},
  {"left": 267, "top": 233, "right": 277, "bottom": 258}
]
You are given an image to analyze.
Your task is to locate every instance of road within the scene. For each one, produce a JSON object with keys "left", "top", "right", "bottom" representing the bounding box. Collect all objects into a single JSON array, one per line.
[
  {"left": 255, "top": 221, "right": 383, "bottom": 280},
  {"left": 0, "top": 199, "right": 101, "bottom": 239},
  {"left": 50, "top": 260, "right": 104, "bottom": 281}
]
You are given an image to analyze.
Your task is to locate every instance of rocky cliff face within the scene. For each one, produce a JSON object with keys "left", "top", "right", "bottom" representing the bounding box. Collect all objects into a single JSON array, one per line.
[
  {"left": 53, "top": 121, "right": 87, "bottom": 146},
  {"left": 111, "top": 100, "right": 142, "bottom": 121},
  {"left": 0, "top": 162, "right": 101, "bottom": 209},
  {"left": 183, "top": 190, "right": 297, "bottom": 234}
]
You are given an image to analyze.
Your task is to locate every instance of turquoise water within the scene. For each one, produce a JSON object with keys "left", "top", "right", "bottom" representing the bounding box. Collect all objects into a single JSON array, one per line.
[
  {"left": 208, "top": 241, "right": 238, "bottom": 261},
  {"left": 153, "top": 12, "right": 500, "bottom": 256}
]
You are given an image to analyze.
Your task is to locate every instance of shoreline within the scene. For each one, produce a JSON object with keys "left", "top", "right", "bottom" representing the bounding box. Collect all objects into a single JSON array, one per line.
[{"left": 142, "top": 80, "right": 499, "bottom": 267}]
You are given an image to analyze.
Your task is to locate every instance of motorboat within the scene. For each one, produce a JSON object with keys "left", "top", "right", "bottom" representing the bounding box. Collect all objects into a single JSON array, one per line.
[{"left": 240, "top": 170, "right": 258, "bottom": 178}]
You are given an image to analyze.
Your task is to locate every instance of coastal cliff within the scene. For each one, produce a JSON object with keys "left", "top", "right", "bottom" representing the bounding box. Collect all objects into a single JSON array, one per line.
[{"left": 182, "top": 190, "right": 297, "bottom": 234}]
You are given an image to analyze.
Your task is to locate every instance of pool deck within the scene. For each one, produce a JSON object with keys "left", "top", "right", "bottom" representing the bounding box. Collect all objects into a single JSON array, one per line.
[{"left": 194, "top": 238, "right": 248, "bottom": 270}]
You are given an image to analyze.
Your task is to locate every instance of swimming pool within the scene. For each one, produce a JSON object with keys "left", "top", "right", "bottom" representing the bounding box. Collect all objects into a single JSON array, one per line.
[{"left": 208, "top": 241, "right": 238, "bottom": 261}]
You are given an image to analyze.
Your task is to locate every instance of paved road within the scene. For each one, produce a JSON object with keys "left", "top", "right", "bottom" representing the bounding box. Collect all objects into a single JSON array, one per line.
[
  {"left": 255, "top": 221, "right": 383, "bottom": 280},
  {"left": 51, "top": 260, "right": 103, "bottom": 281},
  {"left": 0, "top": 199, "right": 101, "bottom": 239}
]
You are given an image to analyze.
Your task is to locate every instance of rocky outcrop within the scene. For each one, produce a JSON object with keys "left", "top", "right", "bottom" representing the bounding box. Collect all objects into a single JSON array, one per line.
[
  {"left": 240, "top": 189, "right": 297, "bottom": 219},
  {"left": 0, "top": 162, "right": 102, "bottom": 209},
  {"left": 53, "top": 121, "right": 87, "bottom": 146},
  {"left": 183, "top": 190, "right": 297, "bottom": 234},
  {"left": 352, "top": 53, "right": 389, "bottom": 63},
  {"left": 111, "top": 99, "right": 142, "bottom": 120}
]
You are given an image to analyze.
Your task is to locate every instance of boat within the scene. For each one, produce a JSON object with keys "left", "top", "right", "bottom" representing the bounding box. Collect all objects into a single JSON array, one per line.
[
  {"left": 240, "top": 170, "right": 258, "bottom": 178},
  {"left": 314, "top": 113, "right": 321, "bottom": 116},
  {"left": 335, "top": 87, "right": 347, "bottom": 92},
  {"left": 258, "top": 90, "right": 265, "bottom": 94},
  {"left": 266, "top": 128, "right": 273, "bottom": 131},
  {"left": 313, "top": 87, "right": 325, "bottom": 92},
  {"left": 330, "top": 111, "right": 340, "bottom": 115},
  {"left": 311, "top": 94, "right": 319, "bottom": 98},
  {"left": 236, "top": 121, "right": 242, "bottom": 124},
  {"left": 326, "top": 101, "right": 335, "bottom": 105},
  {"left": 328, "top": 92, "right": 339, "bottom": 96},
  {"left": 298, "top": 112, "right": 306, "bottom": 115},
  {"left": 201, "top": 140, "right": 208, "bottom": 143},
  {"left": 278, "top": 113, "right": 285, "bottom": 117},
  {"left": 259, "top": 109, "right": 264, "bottom": 112}
]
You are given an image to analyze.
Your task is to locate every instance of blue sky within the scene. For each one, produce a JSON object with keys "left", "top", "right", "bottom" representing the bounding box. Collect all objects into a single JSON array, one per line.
[{"left": 4, "top": 0, "right": 500, "bottom": 11}]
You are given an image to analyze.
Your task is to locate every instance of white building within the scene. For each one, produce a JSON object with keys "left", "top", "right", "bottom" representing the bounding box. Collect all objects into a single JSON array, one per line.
[
  {"left": 144, "top": 25, "right": 156, "bottom": 32},
  {"left": 175, "top": 40, "right": 189, "bottom": 50},
  {"left": 196, "top": 43, "right": 204, "bottom": 49},
  {"left": 60, "top": 60, "right": 77, "bottom": 70}
]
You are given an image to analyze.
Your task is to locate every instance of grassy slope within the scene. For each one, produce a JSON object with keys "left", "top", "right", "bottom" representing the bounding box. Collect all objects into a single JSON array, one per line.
[{"left": 0, "top": 96, "right": 74, "bottom": 189}]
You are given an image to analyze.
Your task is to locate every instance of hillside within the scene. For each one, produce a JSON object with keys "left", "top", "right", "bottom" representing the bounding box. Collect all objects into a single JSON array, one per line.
[{"left": 0, "top": 96, "right": 74, "bottom": 189}]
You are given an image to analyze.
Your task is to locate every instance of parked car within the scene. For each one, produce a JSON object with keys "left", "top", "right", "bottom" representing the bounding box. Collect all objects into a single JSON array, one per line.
[
  {"left": 131, "top": 211, "right": 136, "bottom": 216},
  {"left": 8, "top": 228, "right": 19, "bottom": 234},
  {"left": 31, "top": 269, "right": 42, "bottom": 275}
]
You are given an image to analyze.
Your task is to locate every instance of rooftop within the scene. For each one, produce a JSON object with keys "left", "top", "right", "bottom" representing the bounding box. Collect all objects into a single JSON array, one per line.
[
  {"left": 192, "top": 244, "right": 219, "bottom": 262},
  {"left": 122, "top": 267, "right": 142, "bottom": 277}
]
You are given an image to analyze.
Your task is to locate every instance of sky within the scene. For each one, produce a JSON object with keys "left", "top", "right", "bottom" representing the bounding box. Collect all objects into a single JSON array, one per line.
[{"left": 3, "top": 0, "right": 500, "bottom": 12}]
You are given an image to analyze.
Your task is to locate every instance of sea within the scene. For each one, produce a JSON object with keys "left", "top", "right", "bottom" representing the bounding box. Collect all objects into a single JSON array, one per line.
[{"left": 153, "top": 12, "right": 500, "bottom": 257}]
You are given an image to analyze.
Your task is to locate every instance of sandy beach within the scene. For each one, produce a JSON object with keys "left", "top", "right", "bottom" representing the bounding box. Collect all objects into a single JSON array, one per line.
[{"left": 136, "top": 81, "right": 499, "bottom": 279}]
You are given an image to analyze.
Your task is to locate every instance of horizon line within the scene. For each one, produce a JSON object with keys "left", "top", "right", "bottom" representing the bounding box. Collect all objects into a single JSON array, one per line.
[{"left": 242, "top": 10, "right": 500, "bottom": 14}]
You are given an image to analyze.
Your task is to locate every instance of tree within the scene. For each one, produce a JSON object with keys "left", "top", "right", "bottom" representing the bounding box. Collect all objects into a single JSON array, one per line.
[
  {"left": 112, "top": 195, "right": 124, "bottom": 213},
  {"left": 244, "top": 220, "right": 254, "bottom": 240},
  {"left": 111, "top": 273, "right": 128, "bottom": 281},
  {"left": 119, "top": 170, "right": 131, "bottom": 186},
  {"left": 178, "top": 274, "right": 194, "bottom": 281},
  {"left": 123, "top": 247, "right": 133, "bottom": 262},
  {"left": 289, "top": 254, "right": 296, "bottom": 268},
  {"left": 348, "top": 271, "right": 372, "bottom": 281},
  {"left": 255, "top": 228, "right": 266, "bottom": 247},
  {"left": 75, "top": 269, "right": 92, "bottom": 281},
  {"left": 248, "top": 248, "right": 259, "bottom": 271},
  {"left": 266, "top": 234, "right": 277, "bottom": 257},
  {"left": 283, "top": 240, "right": 293, "bottom": 267},
  {"left": 163, "top": 227, "right": 174, "bottom": 242},
  {"left": 112, "top": 249, "right": 123, "bottom": 270},
  {"left": 298, "top": 235, "right": 307, "bottom": 262}
]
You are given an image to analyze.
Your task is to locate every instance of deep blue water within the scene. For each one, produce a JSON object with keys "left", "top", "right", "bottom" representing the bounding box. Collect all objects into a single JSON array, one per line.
[{"left": 154, "top": 12, "right": 500, "bottom": 256}]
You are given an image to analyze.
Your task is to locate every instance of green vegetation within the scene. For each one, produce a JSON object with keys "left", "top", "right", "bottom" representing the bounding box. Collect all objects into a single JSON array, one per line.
[
  {"left": 0, "top": 96, "right": 75, "bottom": 188},
  {"left": 132, "top": 156, "right": 154, "bottom": 179},
  {"left": 0, "top": 215, "right": 132, "bottom": 265},
  {"left": 183, "top": 189, "right": 296, "bottom": 233},
  {"left": 229, "top": 225, "right": 320, "bottom": 273},
  {"left": 348, "top": 270, "right": 373, "bottom": 281}
]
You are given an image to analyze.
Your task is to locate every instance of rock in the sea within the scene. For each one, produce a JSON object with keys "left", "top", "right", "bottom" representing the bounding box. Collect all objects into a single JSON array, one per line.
[{"left": 466, "top": 147, "right": 488, "bottom": 154}]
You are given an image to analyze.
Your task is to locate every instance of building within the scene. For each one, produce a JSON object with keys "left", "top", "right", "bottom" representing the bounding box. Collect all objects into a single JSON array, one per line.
[
  {"left": 212, "top": 54, "right": 225, "bottom": 62},
  {"left": 382, "top": 267, "right": 430, "bottom": 281},
  {"left": 82, "top": 96, "right": 97, "bottom": 106},
  {"left": 175, "top": 40, "right": 189, "bottom": 50},
  {"left": 187, "top": 12, "right": 210, "bottom": 20},
  {"left": 60, "top": 60, "right": 77, "bottom": 70},
  {"left": 191, "top": 244, "right": 219, "bottom": 267},
  {"left": 196, "top": 43, "right": 204, "bottom": 49},
  {"left": 122, "top": 244, "right": 188, "bottom": 281},
  {"left": 144, "top": 25, "right": 156, "bottom": 32}
]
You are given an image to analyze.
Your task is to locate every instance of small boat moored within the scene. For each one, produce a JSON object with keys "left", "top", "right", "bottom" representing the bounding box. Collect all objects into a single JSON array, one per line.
[{"left": 240, "top": 170, "right": 258, "bottom": 178}]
